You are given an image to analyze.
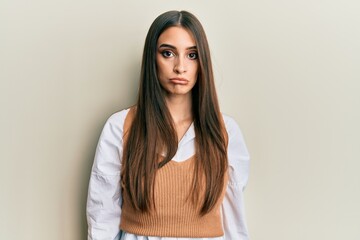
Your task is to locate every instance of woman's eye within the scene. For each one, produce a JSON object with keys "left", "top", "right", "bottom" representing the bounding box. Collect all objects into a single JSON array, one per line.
[
  {"left": 161, "top": 50, "right": 174, "bottom": 58},
  {"left": 188, "top": 52, "right": 198, "bottom": 60}
]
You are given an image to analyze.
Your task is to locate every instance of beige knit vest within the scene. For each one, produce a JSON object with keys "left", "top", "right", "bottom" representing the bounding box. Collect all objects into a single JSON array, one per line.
[{"left": 120, "top": 107, "right": 228, "bottom": 238}]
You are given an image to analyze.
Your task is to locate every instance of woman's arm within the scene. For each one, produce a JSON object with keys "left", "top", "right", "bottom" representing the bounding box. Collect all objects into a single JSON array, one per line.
[
  {"left": 86, "top": 109, "right": 128, "bottom": 240},
  {"left": 221, "top": 115, "right": 250, "bottom": 240}
]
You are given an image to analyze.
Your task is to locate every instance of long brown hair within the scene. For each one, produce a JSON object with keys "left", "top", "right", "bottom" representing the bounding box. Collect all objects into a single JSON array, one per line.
[{"left": 121, "top": 10, "right": 228, "bottom": 216}]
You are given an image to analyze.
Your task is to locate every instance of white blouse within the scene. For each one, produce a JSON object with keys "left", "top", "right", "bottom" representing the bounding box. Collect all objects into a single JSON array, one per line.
[{"left": 86, "top": 108, "right": 250, "bottom": 240}]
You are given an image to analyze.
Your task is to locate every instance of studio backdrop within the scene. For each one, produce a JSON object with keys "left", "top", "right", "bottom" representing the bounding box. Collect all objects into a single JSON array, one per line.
[{"left": 0, "top": 1, "right": 359, "bottom": 240}]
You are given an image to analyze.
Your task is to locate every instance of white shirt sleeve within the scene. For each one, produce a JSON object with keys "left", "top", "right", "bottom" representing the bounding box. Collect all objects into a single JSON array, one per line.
[
  {"left": 86, "top": 109, "right": 129, "bottom": 240},
  {"left": 221, "top": 115, "right": 250, "bottom": 240}
]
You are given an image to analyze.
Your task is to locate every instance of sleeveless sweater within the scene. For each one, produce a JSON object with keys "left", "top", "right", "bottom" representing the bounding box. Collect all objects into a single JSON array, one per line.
[{"left": 119, "top": 108, "right": 228, "bottom": 238}]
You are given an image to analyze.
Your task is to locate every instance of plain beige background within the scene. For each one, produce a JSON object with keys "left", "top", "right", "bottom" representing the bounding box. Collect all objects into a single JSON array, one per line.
[{"left": 1, "top": 0, "right": 359, "bottom": 239}]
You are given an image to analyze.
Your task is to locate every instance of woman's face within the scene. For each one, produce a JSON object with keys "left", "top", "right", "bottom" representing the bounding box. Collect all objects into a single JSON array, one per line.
[{"left": 156, "top": 26, "right": 199, "bottom": 97}]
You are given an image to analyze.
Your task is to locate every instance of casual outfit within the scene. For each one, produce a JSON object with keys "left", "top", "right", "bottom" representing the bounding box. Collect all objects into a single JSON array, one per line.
[{"left": 87, "top": 107, "right": 250, "bottom": 240}]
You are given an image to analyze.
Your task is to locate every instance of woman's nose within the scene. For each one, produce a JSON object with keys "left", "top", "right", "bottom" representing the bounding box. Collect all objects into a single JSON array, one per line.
[{"left": 173, "top": 56, "right": 187, "bottom": 74}]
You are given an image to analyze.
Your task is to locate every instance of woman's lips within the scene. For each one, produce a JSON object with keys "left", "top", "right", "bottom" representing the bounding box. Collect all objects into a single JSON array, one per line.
[{"left": 169, "top": 78, "right": 189, "bottom": 85}]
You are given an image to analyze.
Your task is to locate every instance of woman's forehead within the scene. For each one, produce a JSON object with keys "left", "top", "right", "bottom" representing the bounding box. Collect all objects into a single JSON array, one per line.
[{"left": 157, "top": 26, "right": 196, "bottom": 49}]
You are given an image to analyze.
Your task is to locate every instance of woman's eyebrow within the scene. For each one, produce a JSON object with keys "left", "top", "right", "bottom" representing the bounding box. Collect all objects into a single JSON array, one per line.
[{"left": 158, "top": 43, "right": 197, "bottom": 50}]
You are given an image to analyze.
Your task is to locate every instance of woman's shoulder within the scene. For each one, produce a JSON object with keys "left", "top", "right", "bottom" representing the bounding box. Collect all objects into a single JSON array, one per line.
[
  {"left": 221, "top": 112, "right": 249, "bottom": 154},
  {"left": 100, "top": 107, "right": 132, "bottom": 139},
  {"left": 221, "top": 112, "right": 244, "bottom": 136},
  {"left": 107, "top": 107, "right": 131, "bottom": 123}
]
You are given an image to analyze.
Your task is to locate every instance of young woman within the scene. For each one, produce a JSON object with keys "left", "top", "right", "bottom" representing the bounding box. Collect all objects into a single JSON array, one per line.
[{"left": 86, "top": 10, "right": 250, "bottom": 240}]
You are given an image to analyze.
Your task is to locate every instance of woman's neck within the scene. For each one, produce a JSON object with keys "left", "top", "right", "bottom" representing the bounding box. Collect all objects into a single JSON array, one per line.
[{"left": 164, "top": 93, "right": 193, "bottom": 125}]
